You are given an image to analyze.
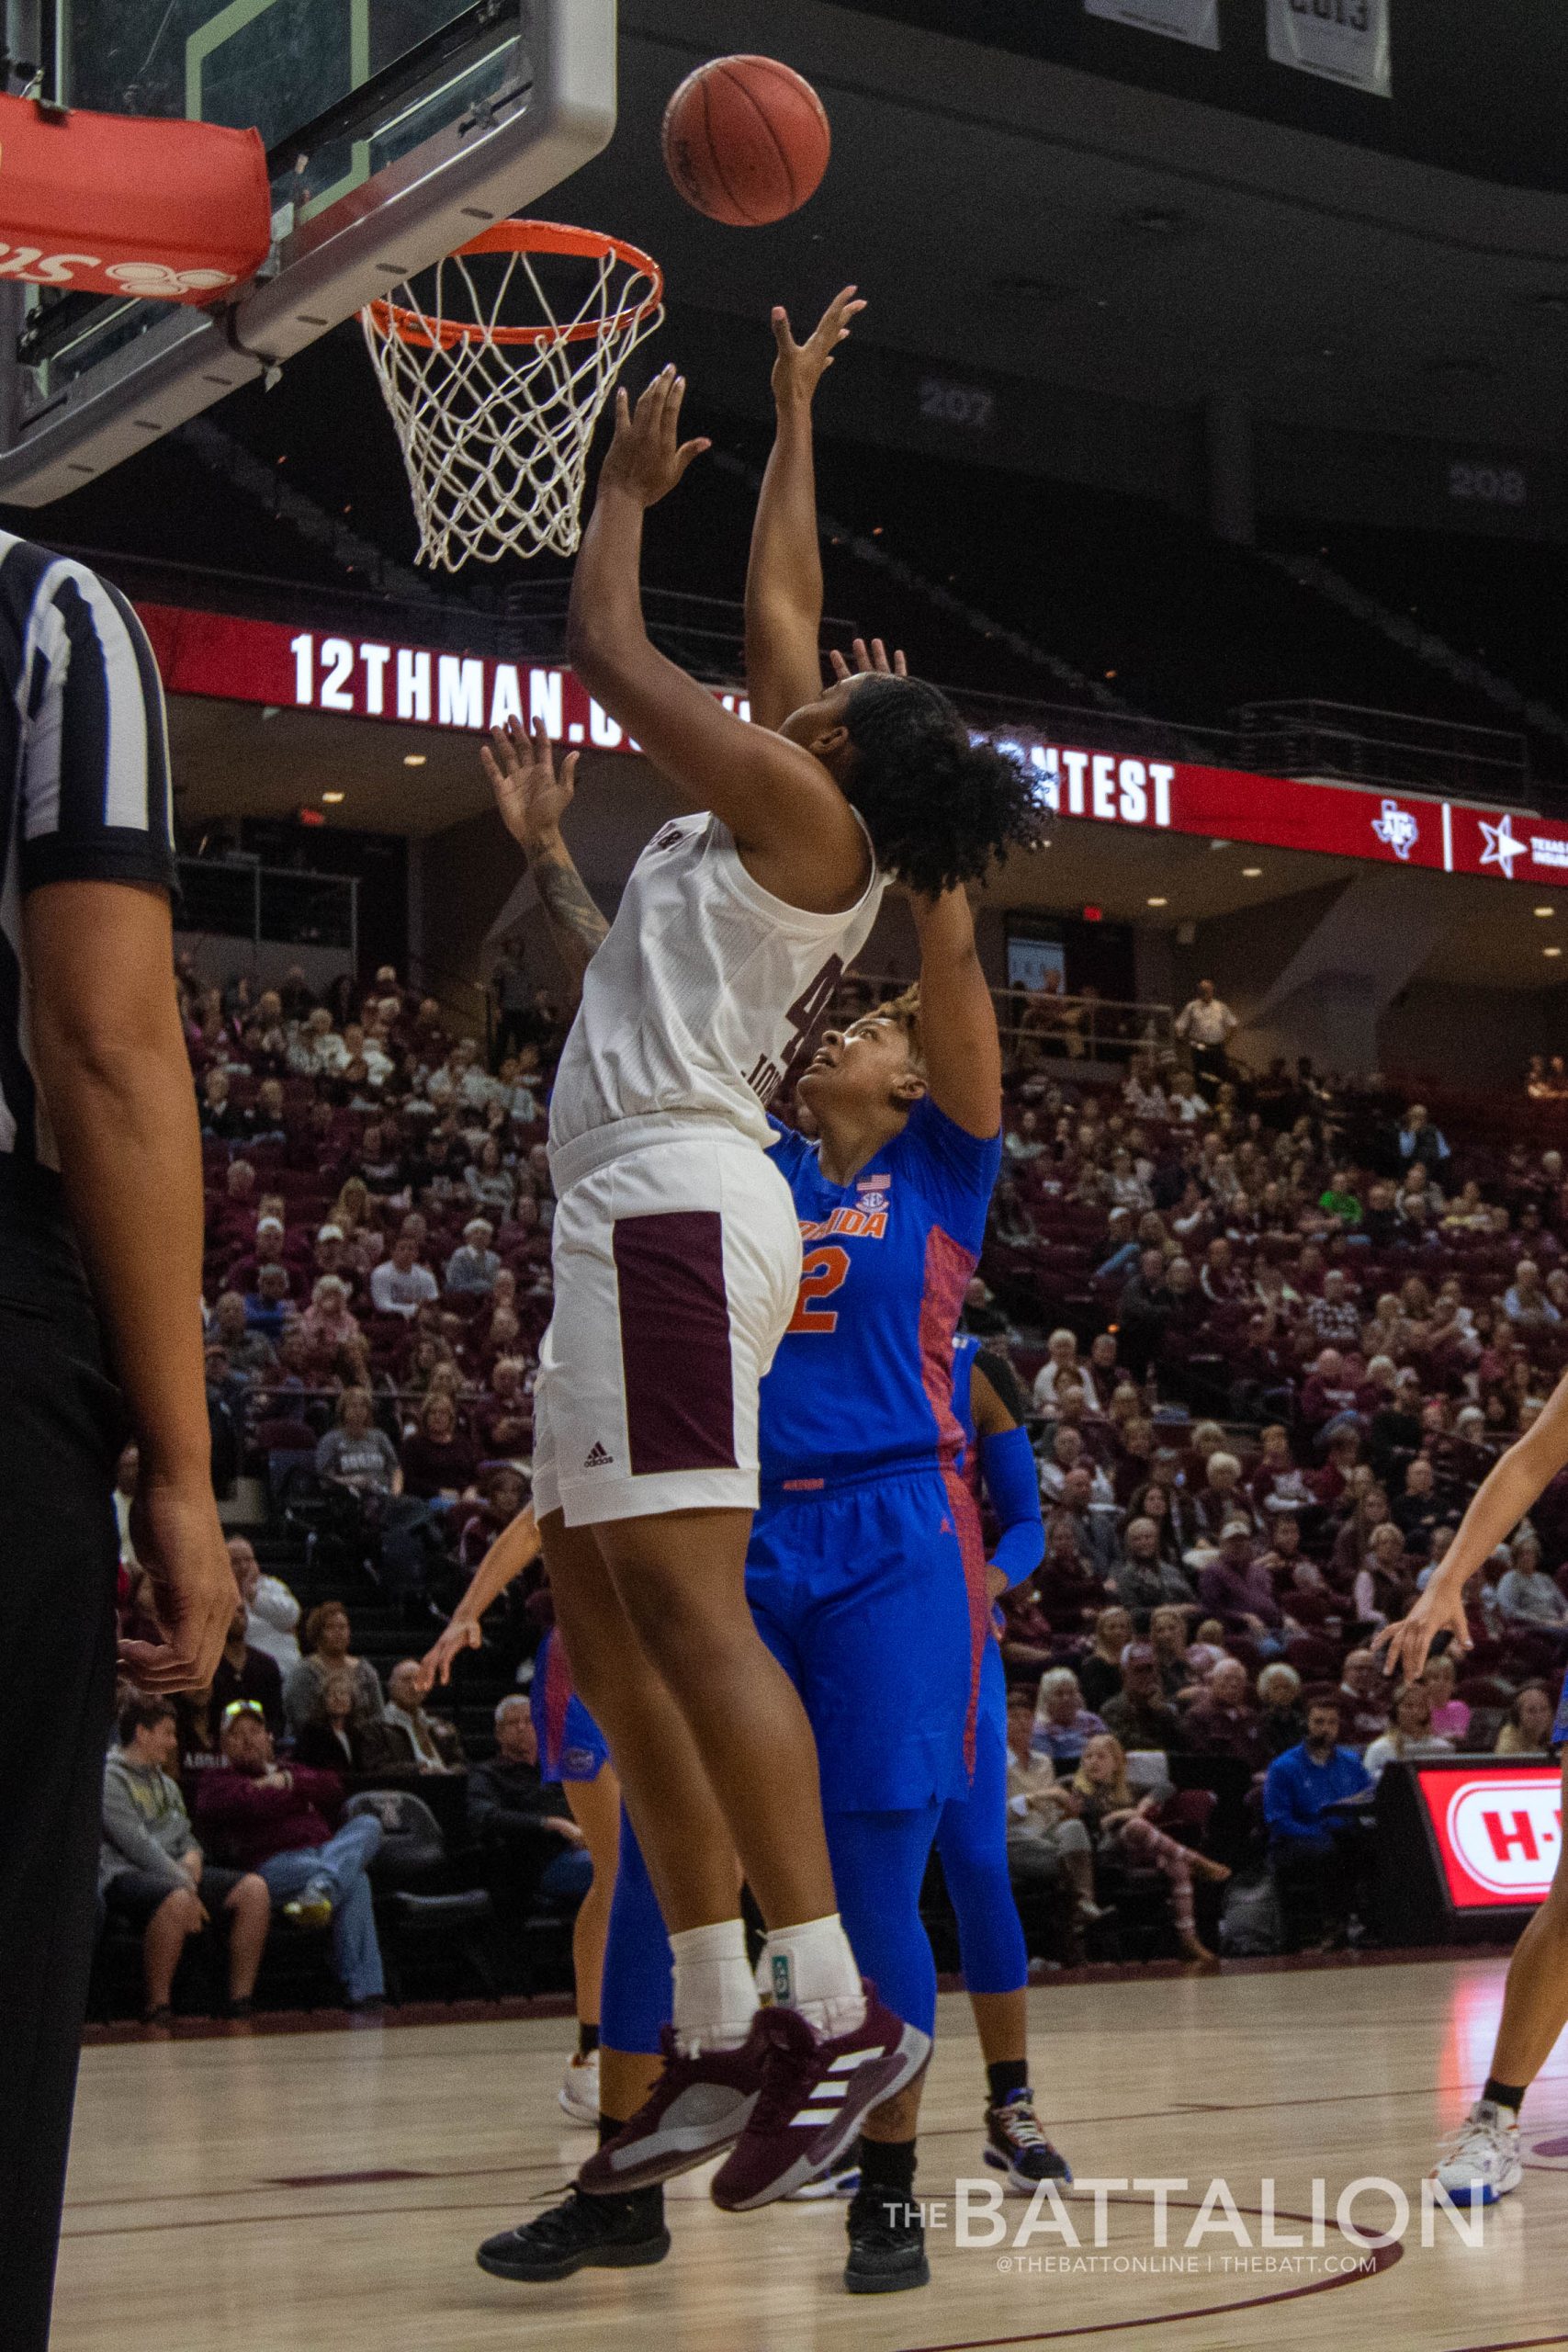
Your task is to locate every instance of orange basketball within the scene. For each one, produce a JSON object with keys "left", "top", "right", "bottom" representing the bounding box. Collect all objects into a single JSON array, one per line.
[{"left": 661, "top": 55, "right": 830, "bottom": 227}]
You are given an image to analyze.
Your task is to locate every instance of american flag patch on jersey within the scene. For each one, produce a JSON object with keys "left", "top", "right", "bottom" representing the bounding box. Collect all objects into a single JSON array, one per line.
[{"left": 857, "top": 1173, "right": 891, "bottom": 1191}]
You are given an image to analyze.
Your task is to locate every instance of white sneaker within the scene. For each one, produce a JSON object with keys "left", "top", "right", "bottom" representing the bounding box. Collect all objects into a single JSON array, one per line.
[
  {"left": 1432, "top": 2098, "right": 1523, "bottom": 2207},
  {"left": 558, "top": 2049, "right": 600, "bottom": 2127},
  {"left": 783, "top": 2163, "right": 861, "bottom": 2202}
]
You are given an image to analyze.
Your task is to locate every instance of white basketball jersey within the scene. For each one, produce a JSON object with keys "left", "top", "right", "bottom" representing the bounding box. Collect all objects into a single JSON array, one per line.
[{"left": 548, "top": 812, "right": 885, "bottom": 1156}]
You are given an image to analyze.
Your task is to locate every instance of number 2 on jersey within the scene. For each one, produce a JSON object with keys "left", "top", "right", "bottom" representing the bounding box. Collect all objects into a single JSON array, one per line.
[{"left": 788, "top": 1245, "right": 851, "bottom": 1334}]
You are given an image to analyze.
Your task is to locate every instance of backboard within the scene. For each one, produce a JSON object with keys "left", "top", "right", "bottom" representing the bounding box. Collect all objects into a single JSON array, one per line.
[{"left": 0, "top": 1, "right": 616, "bottom": 503}]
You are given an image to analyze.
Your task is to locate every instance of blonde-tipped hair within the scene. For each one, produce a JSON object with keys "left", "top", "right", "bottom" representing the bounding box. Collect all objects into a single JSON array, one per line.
[{"left": 878, "top": 984, "right": 926, "bottom": 1074}]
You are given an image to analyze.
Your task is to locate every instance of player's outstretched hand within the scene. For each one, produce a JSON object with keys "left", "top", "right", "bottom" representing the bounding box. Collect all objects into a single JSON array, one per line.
[
  {"left": 483, "top": 716, "right": 578, "bottom": 853},
  {"left": 829, "top": 635, "right": 908, "bottom": 683},
  {"left": 414, "top": 1617, "right": 483, "bottom": 1694},
  {"left": 598, "top": 366, "right": 710, "bottom": 507},
  {"left": 771, "top": 284, "right": 866, "bottom": 407},
  {"left": 1371, "top": 1581, "right": 1472, "bottom": 1682}
]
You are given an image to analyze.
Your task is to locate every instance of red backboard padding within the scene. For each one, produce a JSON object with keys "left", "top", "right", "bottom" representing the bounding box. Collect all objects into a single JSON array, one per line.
[{"left": 0, "top": 96, "right": 270, "bottom": 302}]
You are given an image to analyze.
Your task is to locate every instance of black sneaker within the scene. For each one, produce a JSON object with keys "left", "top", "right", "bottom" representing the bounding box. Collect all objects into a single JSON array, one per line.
[
  {"left": 983, "top": 2088, "right": 1073, "bottom": 2194},
  {"left": 844, "top": 2187, "right": 930, "bottom": 2295},
  {"left": 476, "top": 2186, "right": 671, "bottom": 2283}
]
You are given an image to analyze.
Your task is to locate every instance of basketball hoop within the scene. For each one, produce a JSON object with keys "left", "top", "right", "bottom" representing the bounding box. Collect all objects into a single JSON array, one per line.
[{"left": 362, "top": 219, "right": 664, "bottom": 570}]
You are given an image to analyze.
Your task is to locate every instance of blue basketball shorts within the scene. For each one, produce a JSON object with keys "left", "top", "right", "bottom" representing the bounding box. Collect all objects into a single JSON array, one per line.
[{"left": 746, "top": 1464, "right": 984, "bottom": 1814}]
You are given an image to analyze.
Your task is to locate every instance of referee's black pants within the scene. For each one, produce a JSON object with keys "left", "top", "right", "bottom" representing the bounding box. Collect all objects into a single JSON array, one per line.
[{"left": 0, "top": 1207, "right": 122, "bottom": 2350}]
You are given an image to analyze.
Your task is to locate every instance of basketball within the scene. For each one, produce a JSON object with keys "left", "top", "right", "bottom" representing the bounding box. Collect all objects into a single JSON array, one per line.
[{"left": 661, "top": 55, "right": 830, "bottom": 227}]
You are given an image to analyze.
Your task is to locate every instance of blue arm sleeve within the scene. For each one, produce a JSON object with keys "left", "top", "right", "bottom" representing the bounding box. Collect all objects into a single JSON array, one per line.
[{"left": 978, "top": 1426, "right": 1044, "bottom": 1589}]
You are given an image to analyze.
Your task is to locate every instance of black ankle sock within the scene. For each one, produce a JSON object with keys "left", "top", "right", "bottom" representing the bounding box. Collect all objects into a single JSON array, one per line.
[
  {"left": 578, "top": 2021, "right": 600, "bottom": 2057},
  {"left": 987, "top": 2059, "right": 1030, "bottom": 2109},
  {"left": 1483, "top": 2076, "right": 1526, "bottom": 2115},
  {"left": 857, "top": 2135, "right": 917, "bottom": 2201},
  {"left": 589, "top": 2119, "right": 662, "bottom": 2221}
]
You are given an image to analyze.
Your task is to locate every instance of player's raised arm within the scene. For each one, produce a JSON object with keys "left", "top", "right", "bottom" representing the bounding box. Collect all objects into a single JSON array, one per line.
[
  {"left": 483, "top": 718, "right": 608, "bottom": 994},
  {"left": 1374, "top": 1366, "right": 1568, "bottom": 1679},
  {"left": 908, "top": 886, "right": 1002, "bottom": 1140},
  {"left": 566, "top": 368, "right": 870, "bottom": 916},
  {"left": 745, "top": 287, "right": 864, "bottom": 731}
]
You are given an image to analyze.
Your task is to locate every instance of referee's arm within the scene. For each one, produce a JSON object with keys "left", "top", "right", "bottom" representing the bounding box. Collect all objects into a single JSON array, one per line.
[{"left": 19, "top": 579, "right": 231, "bottom": 1691}]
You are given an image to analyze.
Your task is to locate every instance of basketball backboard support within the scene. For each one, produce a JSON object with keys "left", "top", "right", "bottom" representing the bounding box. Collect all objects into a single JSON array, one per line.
[{"left": 0, "top": 1, "right": 616, "bottom": 503}]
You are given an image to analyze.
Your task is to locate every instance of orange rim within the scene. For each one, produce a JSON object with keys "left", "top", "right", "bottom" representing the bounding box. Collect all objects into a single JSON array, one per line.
[{"left": 366, "top": 219, "right": 664, "bottom": 352}]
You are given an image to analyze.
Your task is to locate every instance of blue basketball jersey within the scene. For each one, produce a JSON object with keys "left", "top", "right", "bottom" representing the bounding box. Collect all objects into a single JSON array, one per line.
[{"left": 759, "top": 1095, "right": 1002, "bottom": 1495}]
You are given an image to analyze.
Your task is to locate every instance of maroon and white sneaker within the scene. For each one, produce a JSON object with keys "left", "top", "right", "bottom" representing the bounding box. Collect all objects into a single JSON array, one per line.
[
  {"left": 709, "top": 1983, "right": 931, "bottom": 2212},
  {"left": 577, "top": 2025, "right": 762, "bottom": 2196}
]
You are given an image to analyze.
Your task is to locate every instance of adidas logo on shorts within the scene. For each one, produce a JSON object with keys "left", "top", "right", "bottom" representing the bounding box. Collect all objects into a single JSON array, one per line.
[{"left": 583, "top": 1441, "right": 615, "bottom": 1469}]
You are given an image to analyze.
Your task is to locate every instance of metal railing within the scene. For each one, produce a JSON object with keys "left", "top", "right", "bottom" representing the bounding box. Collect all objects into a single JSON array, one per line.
[
  {"left": 837, "top": 972, "right": 1176, "bottom": 1068},
  {"left": 1235, "top": 700, "right": 1530, "bottom": 802},
  {"left": 175, "top": 857, "right": 358, "bottom": 960}
]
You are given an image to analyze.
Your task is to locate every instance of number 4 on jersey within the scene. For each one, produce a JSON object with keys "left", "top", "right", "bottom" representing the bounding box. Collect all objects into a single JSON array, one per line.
[
  {"left": 746, "top": 955, "right": 846, "bottom": 1108},
  {"left": 782, "top": 956, "right": 845, "bottom": 1083}
]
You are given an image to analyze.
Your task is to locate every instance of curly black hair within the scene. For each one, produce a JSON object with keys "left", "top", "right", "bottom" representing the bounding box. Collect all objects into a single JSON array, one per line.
[{"left": 837, "top": 674, "right": 1047, "bottom": 894}]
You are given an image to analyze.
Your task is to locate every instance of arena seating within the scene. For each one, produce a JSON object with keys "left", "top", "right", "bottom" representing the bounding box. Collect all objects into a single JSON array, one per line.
[{"left": 97, "top": 951, "right": 1568, "bottom": 2015}]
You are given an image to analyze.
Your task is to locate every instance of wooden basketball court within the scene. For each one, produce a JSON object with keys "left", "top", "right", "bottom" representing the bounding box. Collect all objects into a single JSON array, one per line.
[{"left": 51, "top": 1955, "right": 1568, "bottom": 2351}]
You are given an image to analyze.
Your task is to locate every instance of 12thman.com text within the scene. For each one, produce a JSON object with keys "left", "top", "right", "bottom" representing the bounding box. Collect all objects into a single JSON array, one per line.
[{"left": 892, "top": 2177, "right": 1488, "bottom": 2278}]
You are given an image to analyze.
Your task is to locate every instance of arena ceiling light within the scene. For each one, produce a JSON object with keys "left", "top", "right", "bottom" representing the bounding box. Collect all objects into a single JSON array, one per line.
[
  {"left": 1242, "top": 866, "right": 1263, "bottom": 877},
  {"left": 403, "top": 753, "right": 428, "bottom": 767},
  {"left": 1535, "top": 905, "right": 1555, "bottom": 917},
  {"left": 1146, "top": 896, "right": 1168, "bottom": 907},
  {"left": 322, "top": 791, "right": 345, "bottom": 805},
  {"left": 1546, "top": 946, "right": 1562, "bottom": 959}
]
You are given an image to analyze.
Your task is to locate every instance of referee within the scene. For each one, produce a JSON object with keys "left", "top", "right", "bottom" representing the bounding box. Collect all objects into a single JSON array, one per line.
[{"left": 0, "top": 536, "right": 232, "bottom": 2347}]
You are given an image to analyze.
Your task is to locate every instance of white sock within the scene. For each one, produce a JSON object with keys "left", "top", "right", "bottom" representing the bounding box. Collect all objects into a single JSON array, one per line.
[
  {"left": 759, "top": 1913, "right": 866, "bottom": 2039},
  {"left": 670, "top": 1918, "right": 758, "bottom": 2052}
]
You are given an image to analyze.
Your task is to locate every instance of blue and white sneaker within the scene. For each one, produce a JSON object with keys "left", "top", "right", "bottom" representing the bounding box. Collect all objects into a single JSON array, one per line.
[
  {"left": 1432, "top": 2099, "right": 1523, "bottom": 2207},
  {"left": 983, "top": 2089, "right": 1073, "bottom": 2193},
  {"left": 784, "top": 2162, "right": 861, "bottom": 2201}
]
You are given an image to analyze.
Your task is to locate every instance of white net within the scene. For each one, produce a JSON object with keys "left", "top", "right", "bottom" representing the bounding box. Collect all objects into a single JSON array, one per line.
[{"left": 361, "top": 224, "right": 664, "bottom": 571}]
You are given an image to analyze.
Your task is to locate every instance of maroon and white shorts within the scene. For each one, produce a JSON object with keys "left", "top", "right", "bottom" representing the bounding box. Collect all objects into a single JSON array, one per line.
[{"left": 531, "top": 1118, "right": 802, "bottom": 1528}]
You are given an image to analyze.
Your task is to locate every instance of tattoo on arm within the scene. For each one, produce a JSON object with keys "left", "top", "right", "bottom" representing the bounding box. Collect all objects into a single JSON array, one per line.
[{"left": 529, "top": 841, "right": 608, "bottom": 989}]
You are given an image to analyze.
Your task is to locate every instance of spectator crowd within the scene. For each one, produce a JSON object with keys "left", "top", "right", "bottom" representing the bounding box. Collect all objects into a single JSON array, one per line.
[{"left": 97, "top": 954, "right": 1568, "bottom": 2012}]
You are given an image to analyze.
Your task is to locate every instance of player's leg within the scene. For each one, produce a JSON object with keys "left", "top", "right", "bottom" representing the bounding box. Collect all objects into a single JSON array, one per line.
[
  {"left": 751, "top": 1476, "right": 976, "bottom": 2267},
  {"left": 821, "top": 1804, "right": 940, "bottom": 2294},
  {"left": 1433, "top": 1747, "right": 1568, "bottom": 2206},
  {"left": 525, "top": 1523, "right": 783, "bottom": 2209},
  {"left": 545, "top": 1514, "right": 747, "bottom": 1938},
  {"left": 933, "top": 1659, "right": 1073, "bottom": 2193},
  {"left": 478, "top": 1804, "right": 678, "bottom": 2284},
  {"left": 558, "top": 1760, "right": 620, "bottom": 2124},
  {"left": 594, "top": 1505, "right": 850, "bottom": 1941},
  {"left": 573, "top": 1528, "right": 926, "bottom": 2218}
]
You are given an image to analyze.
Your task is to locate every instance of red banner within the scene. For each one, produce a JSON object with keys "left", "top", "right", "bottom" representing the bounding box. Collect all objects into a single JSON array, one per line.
[
  {"left": 1416, "top": 1765, "right": 1562, "bottom": 1910},
  {"left": 136, "top": 601, "right": 1568, "bottom": 890}
]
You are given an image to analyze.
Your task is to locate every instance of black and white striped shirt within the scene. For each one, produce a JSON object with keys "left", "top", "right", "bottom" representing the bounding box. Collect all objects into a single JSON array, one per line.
[{"left": 0, "top": 534, "right": 175, "bottom": 1171}]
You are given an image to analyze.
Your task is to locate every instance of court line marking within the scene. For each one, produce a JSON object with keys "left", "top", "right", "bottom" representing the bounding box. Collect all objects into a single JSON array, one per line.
[{"left": 63, "top": 2075, "right": 1568, "bottom": 2210}]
